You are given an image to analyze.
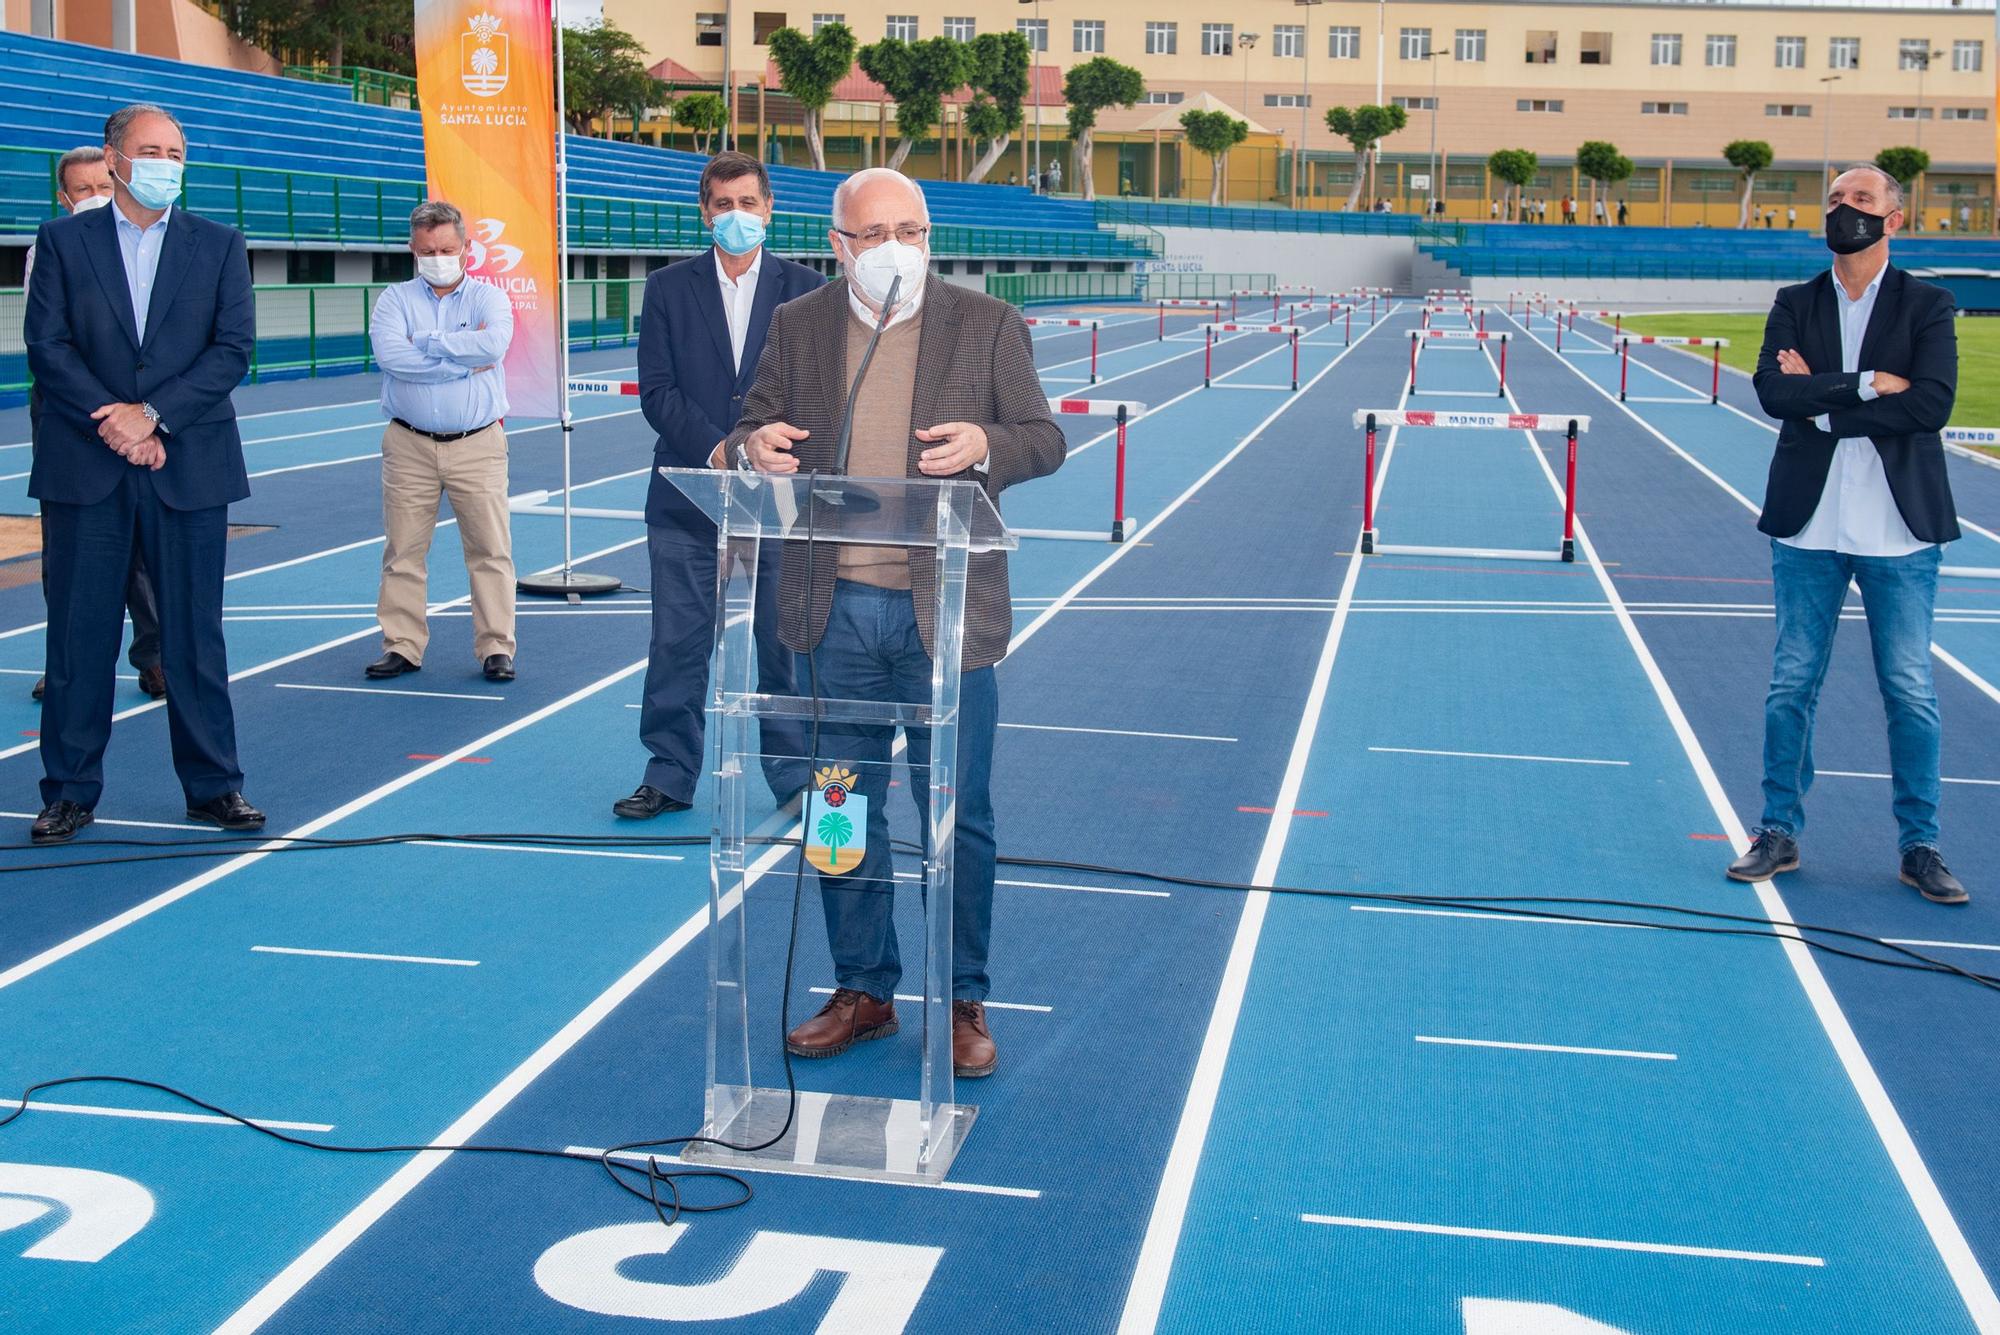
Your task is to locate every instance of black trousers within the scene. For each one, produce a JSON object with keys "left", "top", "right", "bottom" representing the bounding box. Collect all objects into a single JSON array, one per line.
[{"left": 31, "top": 387, "right": 160, "bottom": 670}]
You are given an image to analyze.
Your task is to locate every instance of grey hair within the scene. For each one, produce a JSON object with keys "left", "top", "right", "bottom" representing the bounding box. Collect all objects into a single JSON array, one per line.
[
  {"left": 831, "top": 168, "right": 929, "bottom": 231},
  {"left": 1836, "top": 162, "right": 1904, "bottom": 210},
  {"left": 55, "top": 145, "right": 105, "bottom": 196},
  {"left": 104, "top": 103, "right": 184, "bottom": 154},
  {"left": 409, "top": 199, "right": 467, "bottom": 239}
]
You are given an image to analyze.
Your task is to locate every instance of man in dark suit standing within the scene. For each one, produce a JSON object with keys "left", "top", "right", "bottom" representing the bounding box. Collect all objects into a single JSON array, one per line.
[
  {"left": 612, "top": 151, "right": 821, "bottom": 819},
  {"left": 22, "top": 104, "right": 261, "bottom": 843},
  {"left": 1735, "top": 163, "right": 1964, "bottom": 904}
]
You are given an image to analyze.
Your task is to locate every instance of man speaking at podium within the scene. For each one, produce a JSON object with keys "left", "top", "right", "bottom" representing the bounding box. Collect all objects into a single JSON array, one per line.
[{"left": 726, "top": 168, "right": 1065, "bottom": 1078}]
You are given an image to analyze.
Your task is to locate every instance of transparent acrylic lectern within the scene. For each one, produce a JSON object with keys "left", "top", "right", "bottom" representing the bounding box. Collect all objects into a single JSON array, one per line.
[{"left": 663, "top": 466, "right": 1016, "bottom": 1185}]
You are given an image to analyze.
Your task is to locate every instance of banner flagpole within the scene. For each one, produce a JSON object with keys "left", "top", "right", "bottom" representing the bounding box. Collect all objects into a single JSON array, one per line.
[{"left": 518, "top": 0, "right": 620, "bottom": 596}]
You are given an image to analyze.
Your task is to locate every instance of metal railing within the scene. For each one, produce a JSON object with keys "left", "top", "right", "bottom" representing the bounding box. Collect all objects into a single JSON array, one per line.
[
  {"left": 282, "top": 65, "right": 420, "bottom": 109},
  {"left": 1093, "top": 199, "right": 1461, "bottom": 239},
  {"left": 986, "top": 271, "right": 1277, "bottom": 307}
]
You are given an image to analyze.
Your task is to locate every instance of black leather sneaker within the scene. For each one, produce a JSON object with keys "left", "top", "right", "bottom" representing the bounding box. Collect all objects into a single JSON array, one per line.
[
  {"left": 1900, "top": 846, "right": 1969, "bottom": 905},
  {"left": 1726, "top": 829, "right": 1799, "bottom": 882}
]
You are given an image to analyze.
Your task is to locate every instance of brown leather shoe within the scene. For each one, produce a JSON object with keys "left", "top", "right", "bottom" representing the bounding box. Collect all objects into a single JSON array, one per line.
[
  {"left": 785, "top": 988, "right": 897, "bottom": 1058},
  {"left": 952, "top": 1000, "right": 998, "bottom": 1078}
]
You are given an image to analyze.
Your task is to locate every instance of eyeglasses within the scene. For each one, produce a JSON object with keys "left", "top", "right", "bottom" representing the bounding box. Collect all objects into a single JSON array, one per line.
[{"left": 833, "top": 223, "right": 930, "bottom": 249}]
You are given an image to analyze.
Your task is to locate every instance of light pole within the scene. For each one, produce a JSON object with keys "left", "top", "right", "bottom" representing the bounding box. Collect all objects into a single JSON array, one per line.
[
  {"left": 1296, "top": 0, "right": 1324, "bottom": 206},
  {"left": 1239, "top": 31, "right": 1260, "bottom": 119},
  {"left": 1374, "top": 0, "right": 1385, "bottom": 105},
  {"left": 1818, "top": 74, "right": 1841, "bottom": 201},
  {"left": 1018, "top": 0, "right": 1042, "bottom": 185},
  {"left": 1913, "top": 47, "right": 1943, "bottom": 152},
  {"left": 1421, "top": 46, "right": 1441, "bottom": 217}
]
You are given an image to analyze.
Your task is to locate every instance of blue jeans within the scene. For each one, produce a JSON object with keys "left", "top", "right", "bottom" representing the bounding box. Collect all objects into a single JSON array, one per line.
[
  {"left": 1762, "top": 539, "right": 1942, "bottom": 851},
  {"left": 804, "top": 580, "right": 998, "bottom": 1002}
]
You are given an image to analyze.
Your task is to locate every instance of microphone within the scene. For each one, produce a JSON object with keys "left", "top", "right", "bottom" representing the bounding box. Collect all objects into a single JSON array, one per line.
[{"left": 829, "top": 272, "right": 902, "bottom": 480}]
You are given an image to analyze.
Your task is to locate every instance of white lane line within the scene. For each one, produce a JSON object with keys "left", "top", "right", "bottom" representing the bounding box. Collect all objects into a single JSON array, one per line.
[
  {"left": 0, "top": 809, "right": 204, "bottom": 832},
  {"left": 248, "top": 452, "right": 380, "bottom": 479},
  {"left": 1819, "top": 769, "right": 2000, "bottom": 788},
  {"left": 274, "top": 683, "right": 506, "bottom": 703},
  {"left": 1000, "top": 722, "right": 1238, "bottom": 743},
  {"left": 1298, "top": 1214, "right": 1824, "bottom": 1267},
  {"left": 1368, "top": 746, "right": 1629, "bottom": 767},
  {"left": 1414, "top": 1034, "right": 1677, "bottom": 1061},
  {"left": 412, "top": 840, "right": 685, "bottom": 863},
  {"left": 1349, "top": 905, "right": 1656, "bottom": 931},
  {"left": 1885, "top": 938, "right": 2000, "bottom": 954},
  {"left": 563, "top": 1145, "right": 1043, "bottom": 1199},
  {"left": 16, "top": 1100, "right": 335, "bottom": 1133},
  {"left": 807, "top": 986, "right": 1052, "bottom": 1014},
  {"left": 251, "top": 946, "right": 479, "bottom": 968},
  {"left": 242, "top": 411, "right": 643, "bottom": 481},
  {"left": 1503, "top": 320, "right": 2000, "bottom": 1330},
  {"left": 998, "top": 878, "right": 1170, "bottom": 899}
]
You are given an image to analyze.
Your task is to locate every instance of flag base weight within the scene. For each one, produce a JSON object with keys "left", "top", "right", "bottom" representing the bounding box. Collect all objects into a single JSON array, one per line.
[{"left": 517, "top": 570, "right": 623, "bottom": 597}]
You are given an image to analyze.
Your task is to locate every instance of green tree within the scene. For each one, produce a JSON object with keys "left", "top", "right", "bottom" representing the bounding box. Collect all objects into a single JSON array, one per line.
[
  {"left": 816, "top": 811, "right": 855, "bottom": 868},
  {"left": 1181, "top": 108, "right": 1249, "bottom": 206},
  {"left": 962, "top": 31, "right": 1031, "bottom": 184},
  {"left": 1874, "top": 145, "right": 1931, "bottom": 202},
  {"left": 221, "top": 0, "right": 415, "bottom": 75},
  {"left": 1062, "top": 56, "right": 1145, "bottom": 200},
  {"left": 857, "top": 36, "right": 972, "bottom": 171},
  {"left": 1723, "top": 139, "right": 1775, "bottom": 229},
  {"left": 1326, "top": 104, "right": 1409, "bottom": 211},
  {"left": 768, "top": 22, "right": 858, "bottom": 171},
  {"left": 561, "top": 20, "right": 665, "bottom": 137},
  {"left": 1575, "top": 140, "right": 1632, "bottom": 224},
  {"left": 674, "top": 91, "right": 730, "bottom": 155},
  {"left": 1487, "top": 148, "right": 1538, "bottom": 222}
]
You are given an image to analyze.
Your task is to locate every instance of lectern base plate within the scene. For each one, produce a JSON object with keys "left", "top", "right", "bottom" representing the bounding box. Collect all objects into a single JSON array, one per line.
[{"left": 680, "top": 1087, "right": 977, "bottom": 1186}]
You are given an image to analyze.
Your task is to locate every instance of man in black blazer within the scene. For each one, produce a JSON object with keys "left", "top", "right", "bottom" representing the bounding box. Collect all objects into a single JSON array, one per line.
[
  {"left": 1735, "top": 163, "right": 1963, "bottom": 903},
  {"left": 22, "top": 104, "right": 261, "bottom": 843},
  {"left": 612, "top": 152, "right": 821, "bottom": 819}
]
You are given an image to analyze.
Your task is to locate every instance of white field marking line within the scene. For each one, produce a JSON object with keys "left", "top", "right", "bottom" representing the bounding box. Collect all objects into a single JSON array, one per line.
[
  {"left": 251, "top": 945, "right": 479, "bottom": 967},
  {"left": 998, "top": 877, "right": 1170, "bottom": 898},
  {"left": 18, "top": 1101, "right": 334, "bottom": 1133},
  {"left": 410, "top": 840, "right": 685, "bottom": 863},
  {"left": 1016, "top": 595, "right": 1344, "bottom": 604},
  {"left": 806, "top": 986, "right": 1051, "bottom": 1014},
  {"left": 0, "top": 398, "right": 383, "bottom": 450},
  {"left": 1349, "top": 904, "right": 1656, "bottom": 931},
  {"left": 1504, "top": 308, "right": 2000, "bottom": 720},
  {"left": 240, "top": 410, "right": 644, "bottom": 481},
  {"left": 1885, "top": 938, "right": 2000, "bottom": 954},
  {"left": 1298, "top": 1214, "right": 1824, "bottom": 1267},
  {"left": 1000, "top": 722, "right": 1237, "bottom": 742},
  {"left": 1117, "top": 308, "right": 1409, "bottom": 1335},
  {"left": 1367, "top": 745, "right": 1629, "bottom": 767},
  {"left": 0, "top": 655, "right": 649, "bottom": 993},
  {"left": 273, "top": 683, "right": 505, "bottom": 703},
  {"left": 1036, "top": 323, "right": 1251, "bottom": 379},
  {"left": 0, "top": 809, "right": 203, "bottom": 831},
  {"left": 1414, "top": 1034, "right": 1676, "bottom": 1061},
  {"left": 1501, "top": 321, "right": 2000, "bottom": 1330},
  {"left": 562, "top": 1145, "right": 1042, "bottom": 1199},
  {"left": 248, "top": 452, "right": 380, "bottom": 479},
  {"left": 1819, "top": 769, "right": 2000, "bottom": 788},
  {"left": 1018, "top": 304, "right": 1399, "bottom": 662}
]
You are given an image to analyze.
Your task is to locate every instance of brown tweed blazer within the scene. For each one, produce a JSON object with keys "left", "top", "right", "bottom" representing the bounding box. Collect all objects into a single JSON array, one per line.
[{"left": 723, "top": 275, "right": 1066, "bottom": 671}]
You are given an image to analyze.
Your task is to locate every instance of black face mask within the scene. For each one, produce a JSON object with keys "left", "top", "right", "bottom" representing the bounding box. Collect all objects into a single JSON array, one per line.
[{"left": 1824, "top": 202, "right": 1890, "bottom": 255}]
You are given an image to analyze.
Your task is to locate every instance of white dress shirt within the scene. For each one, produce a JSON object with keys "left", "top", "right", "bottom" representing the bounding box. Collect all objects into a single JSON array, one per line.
[
  {"left": 113, "top": 199, "right": 171, "bottom": 336},
  {"left": 1781, "top": 265, "right": 1924, "bottom": 558},
  {"left": 715, "top": 248, "right": 763, "bottom": 373}
]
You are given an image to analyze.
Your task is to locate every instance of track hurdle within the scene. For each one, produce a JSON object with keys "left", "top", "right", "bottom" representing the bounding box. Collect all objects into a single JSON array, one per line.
[
  {"left": 1202, "top": 322, "right": 1305, "bottom": 391},
  {"left": 1011, "top": 398, "right": 1149, "bottom": 543},
  {"left": 1934, "top": 428, "right": 2000, "bottom": 580},
  {"left": 1566, "top": 308, "right": 1624, "bottom": 337},
  {"left": 1156, "top": 298, "right": 1222, "bottom": 340},
  {"left": 1355, "top": 409, "right": 1588, "bottom": 563},
  {"left": 1409, "top": 330, "right": 1510, "bottom": 396},
  {"left": 1618, "top": 335, "right": 1730, "bottom": 404},
  {"left": 1021, "top": 317, "right": 1101, "bottom": 383}
]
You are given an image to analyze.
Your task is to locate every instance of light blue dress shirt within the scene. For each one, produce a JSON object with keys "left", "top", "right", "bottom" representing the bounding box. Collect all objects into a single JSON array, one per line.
[
  {"left": 114, "top": 201, "right": 171, "bottom": 336},
  {"left": 369, "top": 274, "right": 514, "bottom": 433}
]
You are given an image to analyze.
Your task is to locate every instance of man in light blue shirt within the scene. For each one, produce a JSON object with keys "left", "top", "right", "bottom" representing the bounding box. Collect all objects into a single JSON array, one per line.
[{"left": 366, "top": 199, "right": 517, "bottom": 683}]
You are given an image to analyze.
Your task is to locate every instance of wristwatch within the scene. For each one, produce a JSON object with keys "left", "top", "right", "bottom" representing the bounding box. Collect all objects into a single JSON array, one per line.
[
  {"left": 736, "top": 442, "right": 754, "bottom": 472},
  {"left": 139, "top": 402, "right": 161, "bottom": 431}
]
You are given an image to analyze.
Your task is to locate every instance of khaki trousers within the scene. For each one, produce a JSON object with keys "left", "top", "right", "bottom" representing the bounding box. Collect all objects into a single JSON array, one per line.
[{"left": 377, "top": 419, "right": 516, "bottom": 664}]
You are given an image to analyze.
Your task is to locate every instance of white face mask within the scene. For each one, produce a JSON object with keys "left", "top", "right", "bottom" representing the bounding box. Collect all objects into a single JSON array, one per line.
[
  {"left": 844, "top": 237, "right": 928, "bottom": 318},
  {"left": 66, "top": 193, "right": 111, "bottom": 214},
  {"left": 416, "top": 253, "right": 465, "bottom": 287}
]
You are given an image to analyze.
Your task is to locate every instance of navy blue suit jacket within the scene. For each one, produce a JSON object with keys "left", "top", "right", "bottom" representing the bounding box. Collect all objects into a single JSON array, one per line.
[
  {"left": 24, "top": 202, "right": 254, "bottom": 512},
  {"left": 638, "top": 247, "right": 824, "bottom": 530},
  {"left": 1753, "top": 264, "right": 1959, "bottom": 544}
]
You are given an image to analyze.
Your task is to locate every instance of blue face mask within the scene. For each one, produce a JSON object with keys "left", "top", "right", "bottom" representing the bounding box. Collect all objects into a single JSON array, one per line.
[
  {"left": 119, "top": 154, "right": 183, "bottom": 211},
  {"left": 711, "top": 209, "right": 766, "bottom": 256}
]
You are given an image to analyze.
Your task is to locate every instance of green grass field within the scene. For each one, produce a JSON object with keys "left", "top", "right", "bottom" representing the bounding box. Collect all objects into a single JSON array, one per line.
[{"left": 1618, "top": 312, "right": 2000, "bottom": 430}]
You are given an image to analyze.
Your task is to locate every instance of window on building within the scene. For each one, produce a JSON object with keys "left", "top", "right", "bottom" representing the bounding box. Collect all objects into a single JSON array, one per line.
[
  {"left": 1074, "top": 19, "right": 1104, "bottom": 53},
  {"left": 695, "top": 13, "right": 724, "bottom": 46},
  {"left": 1887, "top": 106, "right": 1935, "bottom": 120},
  {"left": 1141, "top": 90, "right": 1185, "bottom": 104},
  {"left": 752, "top": 12, "right": 786, "bottom": 43},
  {"left": 1941, "top": 106, "right": 1988, "bottom": 120},
  {"left": 1455, "top": 29, "right": 1484, "bottom": 63},
  {"left": 1706, "top": 34, "right": 1736, "bottom": 68},
  {"left": 811, "top": 12, "right": 845, "bottom": 34},
  {"left": 1525, "top": 31, "right": 1557, "bottom": 65},
  {"left": 1651, "top": 33, "right": 1681, "bottom": 66},
  {"left": 1329, "top": 26, "right": 1359, "bottom": 60},
  {"left": 1900, "top": 39, "right": 1933, "bottom": 71},
  {"left": 1391, "top": 95, "right": 1437, "bottom": 111},
  {"left": 1829, "top": 38, "right": 1858, "bottom": 70},
  {"left": 1017, "top": 17, "right": 1047, "bottom": 50},
  {"left": 1775, "top": 36, "right": 1805, "bottom": 70},
  {"left": 287, "top": 251, "right": 334, "bottom": 284},
  {"left": 1766, "top": 104, "right": 1811, "bottom": 117},
  {"left": 885, "top": 14, "right": 916, "bottom": 40},
  {"left": 942, "top": 16, "right": 974, "bottom": 40},
  {"left": 372, "top": 251, "right": 413, "bottom": 283},
  {"left": 1202, "top": 23, "right": 1234, "bottom": 56},
  {"left": 1954, "top": 40, "right": 1982, "bottom": 73},
  {"left": 1400, "top": 27, "right": 1431, "bottom": 60},
  {"left": 1146, "top": 21, "right": 1177, "bottom": 55},
  {"left": 1265, "top": 93, "right": 1312, "bottom": 108},
  {"left": 1579, "top": 33, "right": 1611, "bottom": 65},
  {"left": 1274, "top": 25, "right": 1303, "bottom": 59},
  {"left": 1517, "top": 98, "right": 1563, "bottom": 113},
  {"left": 1642, "top": 101, "right": 1688, "bottom": 116}
]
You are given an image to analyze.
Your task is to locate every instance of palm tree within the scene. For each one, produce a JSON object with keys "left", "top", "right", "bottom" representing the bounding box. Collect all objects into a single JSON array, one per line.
[{"left": 816, "top": 811, "right": 855, "bottom": 868}]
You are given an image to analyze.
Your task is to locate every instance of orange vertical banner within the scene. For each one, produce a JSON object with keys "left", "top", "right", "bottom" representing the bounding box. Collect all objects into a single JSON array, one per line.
[{"left": 413, "top": 0, "right": 563, "bottom": 419}]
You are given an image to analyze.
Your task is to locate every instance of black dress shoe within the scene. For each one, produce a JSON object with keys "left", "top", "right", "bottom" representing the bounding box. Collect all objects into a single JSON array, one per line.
[
  {"left": 365, "top": 652, "right": 420, "bottom": 679},
  {"left": 613, "top": 785, "right": 691, "bottom": 819},
  {"left": 186, "top": 792, "right": 266, "bottom": 831},
  {"left": 137, "top": 663, "right": 167, "bottom": 699},
  {"left": 30, "top": 675, "right": 44, "bottom": 701},
  {"left": 31, "top": 800, "right": 92, "bottom": 845},
  {"left": 1726, "top": 829, "right": 1799, "bottom": 882},
  {"left": 1901, "top": 846, "right": 1969, "bottom": 905},
  {"left": 483, "top": 653, "right": 515, "bottom": 682}
]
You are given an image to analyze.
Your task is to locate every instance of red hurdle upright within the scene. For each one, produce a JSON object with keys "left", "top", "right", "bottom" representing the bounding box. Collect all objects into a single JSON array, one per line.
[
  {"left": 1617, "top": 335, "right": 1731, "bottom": 404},
  {"left": 1019, "top": 398, "right": 1149, "bottom": 542},
  {"left": 1022, "top": 317, "right": 1102, "bottom": 383},
  {"left": 1355, "top": 409, "right": 1590, "bottom": 564}
]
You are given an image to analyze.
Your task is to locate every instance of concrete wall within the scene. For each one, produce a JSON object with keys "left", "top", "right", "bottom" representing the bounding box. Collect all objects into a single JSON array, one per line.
[
  {"left": 1464, "top": 276, "right": 1782, "bottom": 311},
  {"left": 1151, "top": 226, "right": 1411, "bottom": 293}
]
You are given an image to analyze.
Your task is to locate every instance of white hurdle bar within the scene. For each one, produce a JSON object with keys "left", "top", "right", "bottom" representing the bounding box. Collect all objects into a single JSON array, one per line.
[
  {"left": 1012, "top": 398, "right": 1150, "bottom": 543},
  {"left": 568, "top": 377, "right": 639, "bottom": 396},
  {"left": 1355, "top": 409, "right": 1589, "bottom": 563},
  {"left": 1022, "top": 317, "right": 1101, "bottom": 382},
  {"left": 1201, "top": 323, "right": 1305, "bottom": 390},
  {"left": 1618, "top": 335, "right": 1730, "bottom": 404},
  {"left": 1940, "top": 428, "right": 2000, "bottom": 579},
  {"left": 1157, "top": 298, "right": 1222, "bottom": 340},
  {"left": 1410, "top": 330, "right": 1509, "bottom": 396}
]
